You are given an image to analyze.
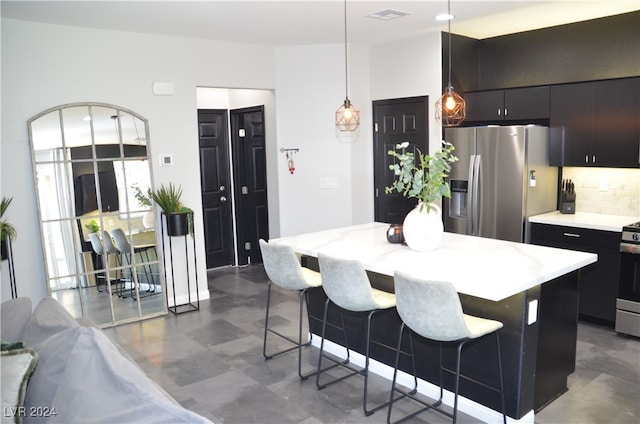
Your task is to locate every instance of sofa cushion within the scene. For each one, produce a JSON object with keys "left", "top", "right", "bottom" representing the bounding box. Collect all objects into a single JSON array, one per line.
[
  {"left": 22, "top": 298, "right": 79, "bottom": 347},
  {"left": 1, "top": 346, "right": 38, "bottom": 424},
  {"left": 24, "top": 325, "right": 210, "bottom": 423},
  {"left": 1, "top": 298, "right": 33, "bottom": 342}
]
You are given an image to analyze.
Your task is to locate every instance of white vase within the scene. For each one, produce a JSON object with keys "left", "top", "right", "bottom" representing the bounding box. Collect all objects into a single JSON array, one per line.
[
  {"left": 142, "top": 211, "right": 155, "bottom": 229},
  {"left": 402, "top": 202, "right": 444, "bottom": 251}
]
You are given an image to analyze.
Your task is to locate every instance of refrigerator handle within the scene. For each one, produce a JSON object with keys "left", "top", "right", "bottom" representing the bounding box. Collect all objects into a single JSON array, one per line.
[
  {"left": 467, "top": 155, "right": 476, "bottom": 235},
  {"left": 474, "top": 155, "right": 482, "bottom": 237}
]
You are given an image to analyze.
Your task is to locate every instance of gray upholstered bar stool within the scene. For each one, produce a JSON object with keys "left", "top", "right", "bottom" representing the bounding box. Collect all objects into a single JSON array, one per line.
[
  {"left": 88, "top": 232, "right": 106, "bottom": 292},
  {"left": 259, "top": 239, "right": 324, "bottom": 380},
  {"left": 112, "top": 228, "right": 156, "bottom": 298},
  {"left": 316, "top": 253, "right": 397, "bottom": 417},
  {"left": 388, "top": 271, "right": 506, "bottom": 424},
  {"left": 102, "top": 230, "right": 123, "bottom": 296},
  {"left": 89, "top": 231, "right": 122, "bottom": 294}
]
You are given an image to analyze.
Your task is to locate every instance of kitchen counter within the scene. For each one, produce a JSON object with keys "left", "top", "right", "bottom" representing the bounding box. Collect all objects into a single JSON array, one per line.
[
  {"left": 529, "top": 211, "right": 638, "bottom": 232},
  {"left": 274, "top": 222, "right": 596, "bottom": 302},
  {"left": 272, "top": 222, "right": 598, "bottom": 423}
]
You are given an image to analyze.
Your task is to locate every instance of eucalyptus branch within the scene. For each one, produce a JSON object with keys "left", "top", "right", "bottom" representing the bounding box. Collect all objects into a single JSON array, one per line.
[{"left": 385, "top": 141, "right": 458, "bottom": 213}]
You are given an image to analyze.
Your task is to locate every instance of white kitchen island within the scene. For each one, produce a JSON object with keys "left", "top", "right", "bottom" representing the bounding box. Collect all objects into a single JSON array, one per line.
[{"left": 273, "top": 222, "right": 597, "bottom": 423}]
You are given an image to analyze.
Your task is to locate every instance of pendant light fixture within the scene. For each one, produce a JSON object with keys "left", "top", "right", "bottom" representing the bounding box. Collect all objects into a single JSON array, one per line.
[
  {"left": 335, "top": 0, "right": 360, "bottom": 134},
  {"left": 435, "top": 0, "right": 466, "bottom": 127}
]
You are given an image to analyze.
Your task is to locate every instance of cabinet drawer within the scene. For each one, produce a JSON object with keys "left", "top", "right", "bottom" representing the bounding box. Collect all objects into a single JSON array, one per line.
[{"left": 530, "top": 223, "right": 620, "bottom": 249}]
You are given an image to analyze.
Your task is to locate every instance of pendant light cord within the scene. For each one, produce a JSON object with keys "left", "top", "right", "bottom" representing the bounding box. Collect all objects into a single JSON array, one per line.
[
  {"left": 344, "top": 0, "right": 349, "bottom": 101},
  {"left": 447, "top": 0, "right": 452, "bottom": 88}
]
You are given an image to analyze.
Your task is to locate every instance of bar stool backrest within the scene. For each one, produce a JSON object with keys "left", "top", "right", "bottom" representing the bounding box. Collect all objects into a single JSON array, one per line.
[
  {"left": 88, "top": 232, "right": 103, "bottom": 255},
  {"left": 111, "top": 228, "right": 132, "bottom": 254},
  {"left": 102, "top": 231, "right": 119, "bottom": 255},
  {"left": 259, "top": 239, "right": 314, "bottom": 291},
  {"left": 318, "top": 253, "right": 379, "bottom": 312},
  {"left": 394, "top": 271, "right": 471, "bottom": 342}
]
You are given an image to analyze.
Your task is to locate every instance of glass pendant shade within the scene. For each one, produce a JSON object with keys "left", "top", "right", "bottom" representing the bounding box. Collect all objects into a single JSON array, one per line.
[
  {"left": 435, "top": 85, "right": 466, "bottom": 127},
  {"left": 335, "top": 98, "right": 360, "bottom": 132}
]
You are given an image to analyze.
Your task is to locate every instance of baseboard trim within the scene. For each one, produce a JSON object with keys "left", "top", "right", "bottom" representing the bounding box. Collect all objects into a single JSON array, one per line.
[{"left": 310, "top": 335, "right": 534, "bottom": 424}]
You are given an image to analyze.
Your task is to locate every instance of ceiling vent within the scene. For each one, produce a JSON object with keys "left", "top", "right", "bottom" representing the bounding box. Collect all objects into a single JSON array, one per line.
[{"left": 366, "top": 9, "right": 410, "bottom": 21}]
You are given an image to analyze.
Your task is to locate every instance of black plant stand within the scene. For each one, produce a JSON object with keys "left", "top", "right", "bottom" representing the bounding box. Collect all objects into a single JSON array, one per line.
[
  {"left": 2, "top": 238, "right": 17, "bottom": 299},
  {"left": 160, "top": 213, "right": 199, "bottom": 315}
]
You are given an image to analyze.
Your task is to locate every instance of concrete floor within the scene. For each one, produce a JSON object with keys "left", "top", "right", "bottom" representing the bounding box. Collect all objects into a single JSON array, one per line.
[{"left": 103, "top": 265, "right": 640, "bottom": 424}]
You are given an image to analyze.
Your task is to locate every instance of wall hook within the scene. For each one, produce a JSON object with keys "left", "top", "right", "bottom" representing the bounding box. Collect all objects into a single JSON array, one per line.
[{"left": 280, "top": 148, "right": 299, "bottom": 175}]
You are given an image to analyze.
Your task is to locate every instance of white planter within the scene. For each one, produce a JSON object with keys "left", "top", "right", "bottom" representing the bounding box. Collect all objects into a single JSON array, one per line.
[{"left": 402, "top": 202, "right": 444, "bottom": 251}]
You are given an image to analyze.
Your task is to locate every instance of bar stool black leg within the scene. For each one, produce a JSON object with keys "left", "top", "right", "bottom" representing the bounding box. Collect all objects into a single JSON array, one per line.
[
  {"left": 497, "top": 333, "right": 506, "bottom": 424},
  {"left": 387, "top": 324, "right": 420, "bottom": 424}
]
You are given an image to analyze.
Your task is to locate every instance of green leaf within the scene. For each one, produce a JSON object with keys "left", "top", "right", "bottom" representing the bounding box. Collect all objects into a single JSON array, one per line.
[{"left": 384, "top": 140, "right": 459, "bottom": 205}]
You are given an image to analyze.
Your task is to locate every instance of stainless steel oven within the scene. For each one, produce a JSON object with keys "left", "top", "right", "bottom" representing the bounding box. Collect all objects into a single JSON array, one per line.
[{"left": 616, "top": 222, "right": 640, "bottom": 337}]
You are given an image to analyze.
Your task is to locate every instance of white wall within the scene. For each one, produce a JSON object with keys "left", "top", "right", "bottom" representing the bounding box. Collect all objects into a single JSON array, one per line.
[
  {"left": 274, "top": 43, "right": 372, "bottom": 236},
  {"left": 1, "top": 19, "right": 276, "bottom": 303},
  {"left": 1, "top": 17, "right": 444, "bottom": 304},
  {"left": 370, "top": 32, "right": 444, "bottom": 158}
]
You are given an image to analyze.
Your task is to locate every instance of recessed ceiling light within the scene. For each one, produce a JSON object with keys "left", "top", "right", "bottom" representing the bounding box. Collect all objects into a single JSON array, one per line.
[
  {"left": 435, "top": 13, "right": 454, "bottom": 21},
  {"left": 367, "top": 9, "right": 410, "bottom": 21}
]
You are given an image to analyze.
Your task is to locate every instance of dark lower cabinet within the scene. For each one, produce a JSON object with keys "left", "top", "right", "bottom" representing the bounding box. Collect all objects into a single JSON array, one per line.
[{"left": 530, "top": 223, "right": 621, "bottom": 324}]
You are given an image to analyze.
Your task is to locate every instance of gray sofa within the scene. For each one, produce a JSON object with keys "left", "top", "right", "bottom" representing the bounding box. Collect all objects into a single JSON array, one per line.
[{"left": 1, "top": 297, "right": 211, "bottom": 423}]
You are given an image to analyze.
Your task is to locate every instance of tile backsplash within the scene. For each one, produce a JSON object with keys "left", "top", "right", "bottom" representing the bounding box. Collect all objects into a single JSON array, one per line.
[{"left": 561, "top": 167, "right": 640, "bottom": 217}]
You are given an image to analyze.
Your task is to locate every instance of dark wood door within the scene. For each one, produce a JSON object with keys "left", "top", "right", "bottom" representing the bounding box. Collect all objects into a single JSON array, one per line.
[
  {"left": 373, "top": 96, "right": 429, "bottom": 224},
  {"left": 198, "top": 109, "right": 233, "bottom": 268},
  {"left": 231, "top": 106, "right": 269, "bottom": 265}
]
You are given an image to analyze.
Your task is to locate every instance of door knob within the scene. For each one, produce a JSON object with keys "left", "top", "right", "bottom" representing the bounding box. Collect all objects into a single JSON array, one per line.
[
  {"left": 220, "top": 185, "right": 225, "bottom": 191},
  {"left": 220, "top": 196, "right": 227, "bottom": 202}
]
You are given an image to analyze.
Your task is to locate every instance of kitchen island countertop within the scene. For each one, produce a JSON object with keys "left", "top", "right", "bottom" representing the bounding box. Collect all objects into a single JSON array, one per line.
[
  {"left": 273, "top": 222, "right": 596, "bottom": 302},
  {"left": 273, "top": 221, "right": 598, "bottom": 422},
  {"left": 529, "top": 211, "right": 638, "bottom": 232}
]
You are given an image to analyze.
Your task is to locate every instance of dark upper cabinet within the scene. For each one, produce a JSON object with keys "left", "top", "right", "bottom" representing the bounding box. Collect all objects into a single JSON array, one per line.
[
  {"left": 549, "top": 82, "right": 594, "bottom": 166},
  {"left": 592, "top": 78, "right": 640, "bottom": 167},
  {"left": 464, "top": 90, "right": 504, "bottom": 122},
  {"left": 464, "top": 86, "right": 550, "bottom": 123},
  {"left": 550, "top": 77, "right": 640, "bottom": 168}
]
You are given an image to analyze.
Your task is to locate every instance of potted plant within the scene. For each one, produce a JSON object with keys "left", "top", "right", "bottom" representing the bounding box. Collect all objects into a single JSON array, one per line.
[
  {"left": 385, "top": 141, "right": 458, "bottom": 251},
  {"left": 150, "top": 183, "right": 194, "bottom": 237},
  {"left": 132, "top": 184, "right": 152, "bottom": 208},
  {"left": 1, "top": 197, "right": 17, "bottom": 260},
  {"left": 84, "top": 219, "right": 100, "bottom": 234},
  {"left": 132, "top": 184, "right": 155, "bottom": 229}
]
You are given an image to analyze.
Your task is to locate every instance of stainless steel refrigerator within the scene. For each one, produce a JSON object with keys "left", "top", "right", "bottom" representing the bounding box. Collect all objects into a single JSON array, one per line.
[{"left": 443, "top": 125, "right": 558, "bottom": 243}]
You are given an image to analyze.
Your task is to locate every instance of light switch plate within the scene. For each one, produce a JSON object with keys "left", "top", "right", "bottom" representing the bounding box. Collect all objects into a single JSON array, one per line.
[
  {"left": 152, "top": 81, "right": 175, "bottom": 96},
  {"left": 320, "top": 177, "right": 339, "bottom": 189},
  {"left": 159, "top": 154, "right": 173, "bottom": 166}
]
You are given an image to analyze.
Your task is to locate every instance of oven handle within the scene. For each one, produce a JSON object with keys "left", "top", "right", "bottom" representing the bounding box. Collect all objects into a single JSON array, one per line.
[{"left": 620, "top": 242, "right": 640, "bottom": 254}]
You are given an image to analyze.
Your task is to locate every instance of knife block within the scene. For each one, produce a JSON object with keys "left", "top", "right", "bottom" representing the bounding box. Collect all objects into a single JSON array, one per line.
[{"left": 560, "top": 201, "right": 575, "bottom": 214}]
